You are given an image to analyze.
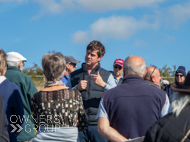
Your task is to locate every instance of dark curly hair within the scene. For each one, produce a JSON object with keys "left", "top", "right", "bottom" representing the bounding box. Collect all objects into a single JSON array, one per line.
[{"left": 87, "top": 40, "right": 105, "bottom": 57}]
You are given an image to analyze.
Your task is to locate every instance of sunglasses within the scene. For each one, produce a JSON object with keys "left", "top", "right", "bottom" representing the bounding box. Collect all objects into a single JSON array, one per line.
[
  {"left": 175, "top": 74, "right": 184, "bottom": 77},
  {"left": 150, "top": 66, "right": 157, "bottom": 78},
  {"left": 114, "top": 65, "right": 122, "bottom": 70},
  {"left": 69, "top": 63, "right": 76, "bottom": 67}
]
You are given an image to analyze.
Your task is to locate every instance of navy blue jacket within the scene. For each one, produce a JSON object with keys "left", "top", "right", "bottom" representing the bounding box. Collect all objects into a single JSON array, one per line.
[
  {"left": 0, "top": 95, "right": 9, "bottom": 142},
  {"left": 0, "top": 79, "right": 24, "bottom": 142},
  {"left": 103, "top": 76, "right": 165, "bottom": 139}
]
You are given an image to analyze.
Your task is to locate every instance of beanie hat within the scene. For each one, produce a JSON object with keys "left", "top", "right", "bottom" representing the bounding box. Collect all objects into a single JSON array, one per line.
[{"left": 175, "top": 66, "right": 186, "bottom": 76}]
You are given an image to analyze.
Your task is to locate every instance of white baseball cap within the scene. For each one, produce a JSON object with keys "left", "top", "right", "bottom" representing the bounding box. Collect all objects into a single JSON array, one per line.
[{"left": 6, "top": 52, "right": 27, "bottom": 62}]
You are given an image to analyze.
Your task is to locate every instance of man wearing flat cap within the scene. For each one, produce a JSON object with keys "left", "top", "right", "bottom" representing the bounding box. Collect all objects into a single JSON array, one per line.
[
  {"left": 164, "top": 66, "right": 186, "bottom": 103},
  {"left": 62, "top": 56, "right": 80, "bottom": 85},
  {"left": 5, "top": 52, "right": 38, "bottom": 142}
]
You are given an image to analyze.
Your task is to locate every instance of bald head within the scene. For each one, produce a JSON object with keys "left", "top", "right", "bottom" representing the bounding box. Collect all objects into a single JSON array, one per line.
[
  {"left": 145, "top": 66, "right": 156, "bottom": 80},
  {"left": 124, "top": 56, "right": 146, "bottom": 78},
  {"left": 145, "top": 66, "right": 161, "bottom": 86}
]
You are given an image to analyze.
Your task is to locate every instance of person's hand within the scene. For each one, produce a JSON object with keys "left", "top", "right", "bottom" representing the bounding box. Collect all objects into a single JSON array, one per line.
[
  {"left": 77, "top": 80, "right": 88, "bottom": 91},
  {"left": 90, "top": 71, "right": 106, "bottom": 88}
]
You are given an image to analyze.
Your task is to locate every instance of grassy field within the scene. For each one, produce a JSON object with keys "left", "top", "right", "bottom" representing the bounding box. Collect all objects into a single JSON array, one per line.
[{"left": 31, "top": 76, "right": 46, "bottom": 91}]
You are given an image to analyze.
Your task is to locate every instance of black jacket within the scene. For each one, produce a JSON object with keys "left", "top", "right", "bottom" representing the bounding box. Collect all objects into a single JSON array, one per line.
[
  {"left": 71, "top": 63, "right": 111, "bottom": 125},
  {"left": 144, "top": 103, "right": 190, "bottom": 142}
]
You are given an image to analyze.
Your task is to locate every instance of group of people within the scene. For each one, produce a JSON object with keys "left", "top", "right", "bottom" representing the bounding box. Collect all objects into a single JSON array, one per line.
[
  {"left": 0, "top": 51, "right": 37, "bottom": 142},
  {"left": 0, "top": 40, "right": 189, "bottom": 142}
]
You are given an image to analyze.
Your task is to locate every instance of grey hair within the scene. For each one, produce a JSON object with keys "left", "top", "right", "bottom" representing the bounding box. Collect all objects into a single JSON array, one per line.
[
  {"left": 172, "top": 92, "right": 190, "bottom": 116},
  {"left": 7, "top": 61, "right": 20, "bottom": 67},
  {"left": 123, "top": 55, "right": 146, "bottom": 77},
  {"left": 42, "top": 52, "right": 66, "bottom": 81}
]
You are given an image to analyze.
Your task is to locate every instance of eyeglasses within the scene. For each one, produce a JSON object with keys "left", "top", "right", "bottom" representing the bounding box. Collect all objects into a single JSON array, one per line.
[
  {"left": 69, "top": 63, "right": 76, "bottom": 67},
  {"left": 150, "top": 66, "right": 157, "bottom": 78},
  {"left": 175, "top": 74, "right": 184, "bottom": 77},
  {"left": 114, "top": 65, "right": 122, "bottom": 70},
  {"left": 22, "top": 61, "right": 25, "bottom": 66}
]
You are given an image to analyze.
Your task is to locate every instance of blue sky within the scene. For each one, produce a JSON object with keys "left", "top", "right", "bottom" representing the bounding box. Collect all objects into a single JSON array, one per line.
[{"left": 0, "top": 0, "right": 189, "bottom": 73}]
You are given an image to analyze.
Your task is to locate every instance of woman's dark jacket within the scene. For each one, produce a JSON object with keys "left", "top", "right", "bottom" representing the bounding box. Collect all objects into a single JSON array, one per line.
[{"left": 144, "top": 103, "right": 190, "bottom": 142}]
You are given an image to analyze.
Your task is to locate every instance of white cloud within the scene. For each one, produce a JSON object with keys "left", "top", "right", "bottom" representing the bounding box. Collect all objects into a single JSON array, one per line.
[
  {"left": 75, "top": 0, "right": 163, "bottom": 12},
  {"left": 72, "top": 16, "right": 158, "bottom": 43},
  {"left": 168, "top": 1, "right": 190, "bottom": 25},
  {"left": 0, "top": 0, "right": 26, "bottom": 2},
  {"left": 33, "top": 0, "right": 64, "bottom": 14},
  {"left": 32, "top": 0, "right": 163, "bottom": 18},
  {"left": 31, "top": 0, "right": 63, "bottom": 20},
  {"left": 72, "top": 31, "right": 89, "bottom": 43},
  {"left": 31, "top": 0, "right": 75, "bottom": 19}
]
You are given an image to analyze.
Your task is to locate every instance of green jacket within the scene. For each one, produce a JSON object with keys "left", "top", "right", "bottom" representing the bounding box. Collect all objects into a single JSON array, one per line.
[{"left": 5, "top": 66, "right": 38, "bottom": 141}]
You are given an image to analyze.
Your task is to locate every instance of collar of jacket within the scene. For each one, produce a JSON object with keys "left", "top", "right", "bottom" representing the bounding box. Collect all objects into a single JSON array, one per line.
[
  {"left": 7, "top": 66, "right": 21, "bottom": 72},
  {"left": 82, "top": 63, "right": 100, "bottom": 74},
  {"left": 145, "top": 80, "right": 160, "bottom": 89},
  {"left": 122, "top": 75, "right": 144, "bottom": 83}
]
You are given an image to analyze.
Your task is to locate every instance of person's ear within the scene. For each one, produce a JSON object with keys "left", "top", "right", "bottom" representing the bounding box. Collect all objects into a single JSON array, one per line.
[
  {"left": 123, "top": 69, "right": 126, "bottom": 77},
  {"left": 65, "top": 63, "right": 70, "bottom": 72},
  {"left": 1, "top": 66, "right": 7, "bottom": 76},
  {"left": 17, "top": 62, "right": 22, "bottom": 70},
  {"left": 98, "top": 55, "right": 103, "bottom": 62},
  {"left": 151, "top": 75, "right": 155, "bottom": 82}
]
